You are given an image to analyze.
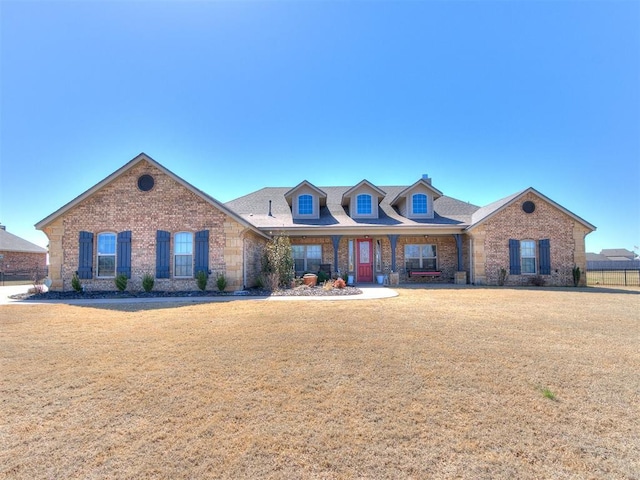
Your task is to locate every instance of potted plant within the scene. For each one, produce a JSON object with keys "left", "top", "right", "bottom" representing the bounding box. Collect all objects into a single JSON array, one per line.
[{"left": 302, "top": 273, "right": 317, "bottom": 287}]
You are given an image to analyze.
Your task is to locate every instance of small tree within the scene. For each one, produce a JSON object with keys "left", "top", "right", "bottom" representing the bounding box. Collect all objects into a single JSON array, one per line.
[
  {"left": 572, "top": 266, "right": 582, "bottom": 287},
  {"left": 115, "top": 273, "right": 128, "bottom": 292},
  {"left": 71, "top": 273, "right": 82, "bottom": 292},
  {"left": 216, "top": 272, "right": 227, "bottom": 292},
  {"left": 142, "top": 273, "right": 155, "bottom": 293},
  {"left": 261, "top": 234, "right": 294, "bottom": 289},
  {"left": 196, "top": 270, "right": 209, "bottom": 291}
]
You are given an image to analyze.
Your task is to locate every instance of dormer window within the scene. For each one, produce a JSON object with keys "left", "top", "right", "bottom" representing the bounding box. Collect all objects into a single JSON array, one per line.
[
  {"left": 356, "top": 194, "right": 372, "bottom": 215},
  {"left": 298, "top": 194, "right": 313, "bottom": 215},
  {"left": 412, "top": 194, "right": 428, "bottom": 215}
]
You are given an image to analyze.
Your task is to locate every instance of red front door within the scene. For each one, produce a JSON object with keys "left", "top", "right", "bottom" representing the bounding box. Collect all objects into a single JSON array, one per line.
[{"left": 356, "top": 239, "right": 374, "bottom": 283}]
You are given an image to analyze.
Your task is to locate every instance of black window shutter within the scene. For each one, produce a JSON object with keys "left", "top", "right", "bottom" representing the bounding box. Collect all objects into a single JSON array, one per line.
[
  {"left": 194, "top": 230, "right": 209, "bottom": 277},
  {"left": 117, "top": 231, "right": 132, "bottom": 278},
  {"left": 156, "top": 230, "right": 171, "bottom": 279},
  {"left": 78, "top": 231, "right": 94, "bottom": 279},
  {"left": 509, "top": 239, "right": 521, "bottom": 275},
  {"left": 539, "top": 239, "right": 551, "bottom": 275}
]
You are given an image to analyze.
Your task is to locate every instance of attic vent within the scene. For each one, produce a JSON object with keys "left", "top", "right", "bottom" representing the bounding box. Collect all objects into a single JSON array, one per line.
[{"left": 137, "top": 174, "right": 155, "bottom": 192}]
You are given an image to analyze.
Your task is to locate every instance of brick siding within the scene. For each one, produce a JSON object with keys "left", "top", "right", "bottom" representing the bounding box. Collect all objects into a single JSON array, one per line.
[
  {"left": 470, "top": 192, "right": 589, "bottom": 286},
  {"left": 41, "top": 160, "right": 259, "bottom": 292}
]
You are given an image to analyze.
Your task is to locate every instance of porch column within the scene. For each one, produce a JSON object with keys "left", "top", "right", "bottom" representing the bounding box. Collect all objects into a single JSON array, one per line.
[
  {"left": 331, "top": 235, "right": 341, "bottom": 274},
  {"left": 454, "top": 234, "right": 463, "bottom": 271},
  {"left": 388, "top": 234, "right": 399, "bottom": 271}
]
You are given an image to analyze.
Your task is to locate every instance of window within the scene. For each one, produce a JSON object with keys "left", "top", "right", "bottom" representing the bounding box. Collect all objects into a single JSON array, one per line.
[
  {"left": 97, "top": 233, "right": 116, "bottom": 277},
  {"left": 174, "top": 232, "right": 193, "bottom": 277},
  {"left": 356, "top": 194, "right": 372, "bottom": 215},
  {"left": 404, "top": 244, "right": 437, "bottom": 271},
  {"left": 348, "top": 239, "right": 354, "bottom": 272},
  {"left": 375, "top": 239, "right": 382, "bottom": 272},
  {"left": 520, "top": 240, "right": 536, "bottom": 274},
  {"left": 412, "top": 194, "right": 428, "bottom": 215},
  {"left": 298, "top": 194, "right": 313, "bottom": 215},
  {"left": 292, "top": 244, "right": 322, "bottom": 275}
]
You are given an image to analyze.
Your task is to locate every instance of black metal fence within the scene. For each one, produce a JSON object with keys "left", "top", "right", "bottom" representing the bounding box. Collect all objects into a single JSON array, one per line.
[
  {"left": 586, "top": 269, "right": 640, "bottom": 287},
  {"left": 0, "top": 269, "right": 48, "bottom": 286}
]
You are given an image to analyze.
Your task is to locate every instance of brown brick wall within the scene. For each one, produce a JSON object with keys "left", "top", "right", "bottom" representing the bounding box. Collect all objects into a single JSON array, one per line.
[
  {"left": 471, "top": 192, "right": 590, "bottom": 286},
  {"left": 0, "top": 251, "right": 47, "bottom": 278},
  {"left": 41, "top": 160, "right": 252, "bottom": 292}
]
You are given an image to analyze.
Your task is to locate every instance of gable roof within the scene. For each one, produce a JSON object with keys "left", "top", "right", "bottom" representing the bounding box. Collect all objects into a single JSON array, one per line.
[
  {"left": 284, "top": 180, "right": 327, "bottom": 207},
  {"left": 0, "top": 228, "right": 47, "bottom": 254},
  {"left": 35, "top": 153, "right": 269, "bottom": 238},
  {"left": 467, "top": 187, "right": 596, "bottom": 232},
  {"left": 390, "top": 178, "right": 444, "bottom": 206},
  {"left": 341, "top": 180, "right": 387, "bottom": 206},
  {"left": 600, "top": 248, "right": 635, "bottom": 260}
]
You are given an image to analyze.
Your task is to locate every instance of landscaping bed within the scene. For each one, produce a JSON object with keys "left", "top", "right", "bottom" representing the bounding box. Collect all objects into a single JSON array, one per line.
[{"left": 12, "top": 284, "right": 362, "bottom": 301}]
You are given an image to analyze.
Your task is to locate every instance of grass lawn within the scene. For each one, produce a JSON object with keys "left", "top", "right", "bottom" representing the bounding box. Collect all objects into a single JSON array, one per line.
[{"left": 1, "top": 287, "right": 638, "bottom": 479}]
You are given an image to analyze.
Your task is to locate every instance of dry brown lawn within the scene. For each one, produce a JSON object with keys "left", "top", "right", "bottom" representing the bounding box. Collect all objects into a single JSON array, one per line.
[{"left": 1, "top": 287, "right": 639, "bottom": 479}]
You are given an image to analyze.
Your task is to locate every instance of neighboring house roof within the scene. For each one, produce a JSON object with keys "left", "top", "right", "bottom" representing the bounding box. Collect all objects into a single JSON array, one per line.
[
  {"left": 35, "top": 153, "right": 269, "bottom": 239},
  {"left": 0, "top": 229, "right": 47, "bottom": 254},
  {"left": 225, "top": 185, "right": 480, "bottom": 233},
  {"left": 586, "top": 252, "right": 609, "bottom": 262},
  {"left": 600, "top": 248, "right": 635, "bottom": 260},
  {"left": 466, "top": 187, "right": 596, "bottom": 232}
]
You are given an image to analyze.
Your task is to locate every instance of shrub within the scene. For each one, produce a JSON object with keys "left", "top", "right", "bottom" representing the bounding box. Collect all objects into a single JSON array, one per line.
[
  {"left": 71, "top": 274, "right": 82, "bottom": 292},
  {"left": 572, "top": 266, "right": 582, "bottom": 287},
  {"left": 196, "top": 270, "right": 209, "bottom": 291},
  {"left": 142, "top": 273, "right": 155, "bottom": 293},
  {"left": 261, "top": 234, "right": 294, "bottom": 289},
  {"left": 334, "top": 277, "right": 346, "bottom": 289},
  {"left": 497, "top": 268, "right": 508, "bottom": 286},
  {"left": 114, "top": 274, "right": 128, "bottom": 292},
  {"left": 529, "top": 275, "right": 546, "bottom": 287},
  {"left": 216, "top": 272, "right": 227, "bottom": 292},
  {"left": 317, "top": 270, "right": 330, "bottom": 283}
]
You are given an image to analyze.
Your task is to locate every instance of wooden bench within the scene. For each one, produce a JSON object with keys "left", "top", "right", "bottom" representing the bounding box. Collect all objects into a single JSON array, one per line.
[{"left": 408, "top": 270, "right": 442, "bottom": 278}]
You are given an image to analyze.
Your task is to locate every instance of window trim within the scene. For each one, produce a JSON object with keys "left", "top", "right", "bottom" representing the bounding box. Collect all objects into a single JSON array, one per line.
[
  {"left": 96, "top": 232, "right": 117, "bottom": 278},
  {"left": 292, "top": 244, "right": 322, "bottom": 275},
  {"left": 404, "top": 244, "right": 438, "bottom": 271},
  {"left": 298, "top": 194, "right": 314, "bottom": 216},
  {"left": 356, "top": 193, "right": 372, "bottom": 216},
  {"left": 411, "top": 193, "right": 428, "bottom": 216},
  {"left": 174, "top": 231, "right": 194, "bottom": 278},
  {"left": 520, "top": 239, "right": 537, "bottom": 274}
]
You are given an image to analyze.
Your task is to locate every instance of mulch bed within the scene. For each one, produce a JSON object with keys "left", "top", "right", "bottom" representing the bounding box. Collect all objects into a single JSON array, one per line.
[{"left": 12, "top": 285, "right": 362, "bottom": 301}]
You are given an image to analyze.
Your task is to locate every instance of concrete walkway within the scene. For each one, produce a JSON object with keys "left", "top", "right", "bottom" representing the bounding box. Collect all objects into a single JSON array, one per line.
[{"left": 0, "top": 284, "right": 398, "bottom": 306}]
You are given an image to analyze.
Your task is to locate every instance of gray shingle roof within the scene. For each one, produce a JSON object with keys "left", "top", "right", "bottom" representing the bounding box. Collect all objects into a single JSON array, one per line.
[
  {"left": 0, "top": 229, "right": 47, "bottom": 254},
  {"left": 225, "top": 185, "right": 480, "bottom": 230}
]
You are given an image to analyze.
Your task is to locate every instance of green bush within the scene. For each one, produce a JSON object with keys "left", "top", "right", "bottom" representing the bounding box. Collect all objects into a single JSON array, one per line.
[
  {"left": 115, "top": 273, "right": 128, "bottom": 292},
  {"left": 497, "top": 268, "right": 508, "bottom": 286},
  {"left": 572, "top": 266, "right": 581, "bottom": 287},
  {"left": 216, "top": 272, "right": 227, "bottom": 292},
  {"left": 196, "top": 270, "right": 209, "bottom": 291},
  {"left": 317, "top": 271, "right": 330, "bottom": 283},
  {"left": 71, "top": 273, "right": 82, "bottom": 292},
  {"left": 142, "top": 273, "right": 155, "bottom": 293}
]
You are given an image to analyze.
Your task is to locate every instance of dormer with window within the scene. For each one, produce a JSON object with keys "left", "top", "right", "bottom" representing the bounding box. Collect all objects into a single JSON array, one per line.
[
  {"left": 342, "top": 180, "right": 386, "bottom": 220},
  {"left": 284, "top": 180, "right": 327, "bottom": 221},
  {"left": 390, "top": 177, "right": 443, "bottom": 220}
]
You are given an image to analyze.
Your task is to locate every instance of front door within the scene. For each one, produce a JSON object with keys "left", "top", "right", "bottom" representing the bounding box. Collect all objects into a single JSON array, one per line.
[{"left": 356, "top": 239, "right": 374, "bottom": 283}]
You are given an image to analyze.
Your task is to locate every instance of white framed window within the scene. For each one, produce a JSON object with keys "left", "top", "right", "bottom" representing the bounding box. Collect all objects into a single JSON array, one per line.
[
  {"left": 375, "top": 239, "right": 382, "bottom": 272},
  {"left": 174, "top": 232, "right": 193, "bottom": 277},
  {"left": 412, "top": 194, "right": 428, "bottom": 215},
  {"left": 520, "top": 240, "right": 536, "bottom": 274},
  {"left": 298, "top": 194, "right": 313, "bottom": 215},
  {"left": 404, "top": 244, "right": 437, "bottom": 271},
  {"left": 348, "top": 239, "right": 354, "bottom": 272},
  {"left": 97, "top": 232, "right": 116, "bottom": 277},
  {"left": 356, "top": 194, "right": 372, "bottom": 215},
  {"left": 292, "top": 244, "right": 322, "bottom": 275}
]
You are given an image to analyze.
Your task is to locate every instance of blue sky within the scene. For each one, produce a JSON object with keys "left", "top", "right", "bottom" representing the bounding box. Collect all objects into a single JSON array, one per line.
[{"left": 1, "top": 0, "right": 639, "bottom": 254}]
